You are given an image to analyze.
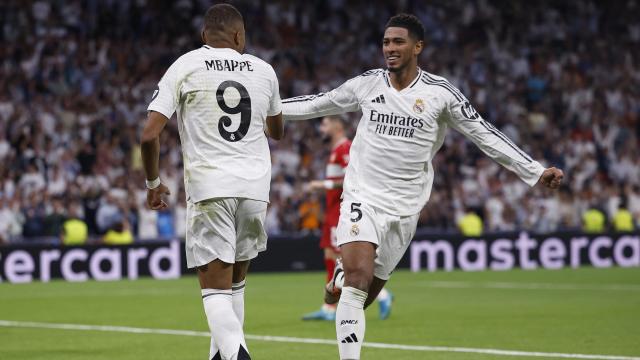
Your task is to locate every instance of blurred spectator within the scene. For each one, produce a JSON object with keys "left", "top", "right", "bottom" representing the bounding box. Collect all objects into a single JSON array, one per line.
[
  {"left": 582, "top": 207, "right": 606, "bottom": 234},
  {"left": 612, "top": 198, "right": 635, "bottom": 232},
  {"left": 0, "top": 197, "right": 23, "bottom": 243},
  {"left": 457, "top": 208, "right": 484, "bottom": 237},
  {"left": 61, "top": 202, "right": 89, "bottom": 246},
  {"left": 43, "top": 198, "right": 66, "bottom": 236},
  {"left": 103, "top": 221, "right": 134, "bottom": 245},
  {"left": 299, "top": 194, "right": 322, "bottom": 234}
]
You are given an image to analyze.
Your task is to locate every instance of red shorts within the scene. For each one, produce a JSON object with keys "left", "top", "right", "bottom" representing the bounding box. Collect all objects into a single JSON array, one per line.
[{"left": 320, "top": 214, "right": 340, "bottom": 251}]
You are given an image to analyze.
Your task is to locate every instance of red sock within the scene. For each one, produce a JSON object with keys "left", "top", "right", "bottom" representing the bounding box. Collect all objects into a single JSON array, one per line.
[{"left": 324, "top": 258, "right": 336, "bottom": 283}]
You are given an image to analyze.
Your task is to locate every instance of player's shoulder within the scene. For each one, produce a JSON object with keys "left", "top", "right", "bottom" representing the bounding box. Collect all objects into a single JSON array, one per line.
[
  {"left": 335, "top": 138, "right": 352, "bottom": 153},
  {"left": 242, "top": 53, "right": 276, "bottom": 75},
  {"left": 345, "top": 68, "right": 387, "bottom": 90},
  {"left": 418, "top": 70, "right": 465, "bottom": 102},
  {"left": 175, "top": 47, "right": 207, "bottom": 64},
  {"left": 359, "top": 68, "right": 386, "bottom": 78}
]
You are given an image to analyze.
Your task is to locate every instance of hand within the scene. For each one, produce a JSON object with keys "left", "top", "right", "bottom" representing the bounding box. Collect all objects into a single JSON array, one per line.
[
  {"left": 306, "top": 180, "right": 325, "bottom": 192},
  {"left": 146, "top": 183, "right": 171, "bottom": 210},
  {"left": 538, "top": 167, "right": 564, "bottom": 189}
]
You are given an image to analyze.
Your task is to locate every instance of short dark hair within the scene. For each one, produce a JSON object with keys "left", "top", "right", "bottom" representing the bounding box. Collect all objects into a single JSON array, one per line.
[
  {"left": 204, "top": 4, "right": 244, "bottom": 34},
  {"left": 385, "top": 14, "right": 425, "bottom": 41}
]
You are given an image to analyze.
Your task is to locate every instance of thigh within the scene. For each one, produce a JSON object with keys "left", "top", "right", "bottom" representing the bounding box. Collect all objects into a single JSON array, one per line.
[
  {"left": 336, "top": 197, "right": 379, "bottom": 248},
  {"left": 235, "top": 199, "right": 268, "bottom": 262},
  {"left": 185, "top": 198, "right": 238, "bottom": 268},
  {"left": 340, "top": 241, "right": 377, "bottom": 291},
  {"left": 373, "top": 212, "right": 419, "bottom": 281}
]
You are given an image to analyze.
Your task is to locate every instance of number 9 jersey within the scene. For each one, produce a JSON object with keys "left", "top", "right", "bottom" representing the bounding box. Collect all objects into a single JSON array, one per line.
[{"left": 147, "top": 45, "right": 281, "bottom": 203}]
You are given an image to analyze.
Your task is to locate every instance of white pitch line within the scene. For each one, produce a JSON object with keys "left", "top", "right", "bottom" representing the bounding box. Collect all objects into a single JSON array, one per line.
[
  {"left": 419, "top": 281, "right": 640, "bottom": 292},
  {"left": 1, "top": 320, "right": 639, "bottom": 360}
]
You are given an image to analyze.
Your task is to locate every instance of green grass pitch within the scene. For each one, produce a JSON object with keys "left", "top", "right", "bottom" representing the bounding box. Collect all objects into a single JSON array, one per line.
[{"left": 0, "top": 267, "right": 639, "bottom": 360}]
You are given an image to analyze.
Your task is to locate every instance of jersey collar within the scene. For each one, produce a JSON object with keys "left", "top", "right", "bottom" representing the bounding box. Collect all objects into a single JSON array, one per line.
[
  {"left": 202, "top": 45, "right": 241, "bottom": 55},
  {"left": 384, "top": 67, "right": 423, "bottom": 91}
]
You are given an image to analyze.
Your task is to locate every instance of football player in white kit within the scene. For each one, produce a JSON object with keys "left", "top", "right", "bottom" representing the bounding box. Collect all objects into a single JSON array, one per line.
[
  {"left": 283, "top": 14, "right": 564, "bottom": 360},
  {"left": 140, "top": 4, "right": 283, "bottom": 360}
]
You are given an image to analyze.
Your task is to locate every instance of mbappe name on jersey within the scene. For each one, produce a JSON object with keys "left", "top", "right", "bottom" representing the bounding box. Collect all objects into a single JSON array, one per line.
[
  {"left": 204, "top": 59, "right": 254, "bottom": 72},
  {"left": 369, "top": 109, "right": 424, "bottom": 139}
]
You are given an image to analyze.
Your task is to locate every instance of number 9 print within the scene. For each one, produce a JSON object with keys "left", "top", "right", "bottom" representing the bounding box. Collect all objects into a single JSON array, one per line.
[{"left": 216, "top": 80, "right": 252, "bottom": 142}]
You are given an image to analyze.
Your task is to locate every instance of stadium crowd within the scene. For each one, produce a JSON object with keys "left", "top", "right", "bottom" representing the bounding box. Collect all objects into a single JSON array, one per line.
[{"left": 0, "top": 0, "right": 639, "bottom": 243}]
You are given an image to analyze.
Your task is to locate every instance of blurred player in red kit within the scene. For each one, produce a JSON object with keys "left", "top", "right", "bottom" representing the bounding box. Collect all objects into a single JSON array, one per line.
[{"left": 301, "top": 115, "right": 392, "bottom": 321}]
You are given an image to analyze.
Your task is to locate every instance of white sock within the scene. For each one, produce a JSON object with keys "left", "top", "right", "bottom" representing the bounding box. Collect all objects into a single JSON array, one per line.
[
  {"left": 376, "top": 288, "right": 390, "bottom": 302},
  {"left": 202, "top": 289, "right": 248, "bottom": 360},
  {"left": 336, "top": 287, "right": 367, "bottom": 360},
  {"left": 232, "top": 280, "right": 246, "bottom": 326}
]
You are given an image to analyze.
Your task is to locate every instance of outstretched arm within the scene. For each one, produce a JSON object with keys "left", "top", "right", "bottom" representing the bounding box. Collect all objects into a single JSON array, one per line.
[
  {"left": 282, "top": 77, "right": 361, "bottom": 121},
  {"left": 444, "top": 91, "right": 563, "bottom": 189}
]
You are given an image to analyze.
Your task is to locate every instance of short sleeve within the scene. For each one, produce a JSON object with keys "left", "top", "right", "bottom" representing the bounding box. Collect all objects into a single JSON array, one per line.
[{"left": 147, "top": 60, "right": 180, "bottom": 119}]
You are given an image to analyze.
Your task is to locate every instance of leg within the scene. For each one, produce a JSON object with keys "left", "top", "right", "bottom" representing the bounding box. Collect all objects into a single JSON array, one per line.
[
  {"left": 336, "top": 241, "right": 375, "bottom": 360},
  {"left": 302, "top": 246, "right": 339, "bottom": 320},
  {"left": 365, "top": 277, "right": 393, "bottom": 320},
  {"left": 232, "top": 260, "right": 250, "bottom": 325},
  {"left": 198, "top": 259, "right": 249, "bottom": 360},
  {"left": 341, "top": 241, "right": 376, "bottom": 291},
  {"left": 363, "top": 276, "right": 387, "bottom": 309},
  {"left": 324, "top": 247, "right": 338, "bottom": 282}
]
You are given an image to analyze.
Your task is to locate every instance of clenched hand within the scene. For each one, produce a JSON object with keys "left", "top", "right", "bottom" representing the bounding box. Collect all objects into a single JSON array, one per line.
[
  {"left": 538, "top": 167, "right": 564, "bottom": 189},
  {"left": 147, "top": 183, "right": 171, "bottom": 210}
]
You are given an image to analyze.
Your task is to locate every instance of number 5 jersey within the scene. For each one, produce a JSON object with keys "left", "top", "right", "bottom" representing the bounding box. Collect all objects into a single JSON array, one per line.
[{"left": 148, "top": 45, "right": 281, "bottom": 203}]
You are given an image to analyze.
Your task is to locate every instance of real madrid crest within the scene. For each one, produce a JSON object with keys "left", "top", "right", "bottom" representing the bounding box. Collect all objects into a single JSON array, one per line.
[
  {"left": 350, "top": 224, "right": 360, "bottom": 236},
  {"left": 413, "top": 98, "right": 425, "bottom": 114}
]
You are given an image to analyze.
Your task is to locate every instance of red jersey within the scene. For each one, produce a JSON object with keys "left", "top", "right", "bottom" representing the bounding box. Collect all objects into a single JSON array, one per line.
[
  {"left": 325, "top": 138, "right": 351, "bottom": 224},
  {"left": 320, "top": 138, "right": 351, "bottom": 249}
]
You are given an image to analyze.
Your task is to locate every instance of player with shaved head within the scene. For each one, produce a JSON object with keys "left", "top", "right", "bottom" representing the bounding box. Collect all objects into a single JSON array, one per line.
[{"left": 141, "top": 4, "right": 283, "bottom": 360}]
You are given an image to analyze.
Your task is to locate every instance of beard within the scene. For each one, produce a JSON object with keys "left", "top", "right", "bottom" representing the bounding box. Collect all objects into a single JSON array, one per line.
[
  {"left": 321, "top": 133, "right": 331, "bottom": 143},
  {"left": 387, "top": 56, "right": 413, "bottom": 73}
]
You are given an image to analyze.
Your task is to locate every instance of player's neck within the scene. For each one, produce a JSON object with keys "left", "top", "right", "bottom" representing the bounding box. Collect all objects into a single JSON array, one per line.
[
  {"left": 331, "top": 134, "right": 347, "bottom": 148},
  {"left": 205, "top": 40, "right": 241, "bottom": 53},
  {"left": 388, "top": 65, "right": 419, "bottom": 91}
]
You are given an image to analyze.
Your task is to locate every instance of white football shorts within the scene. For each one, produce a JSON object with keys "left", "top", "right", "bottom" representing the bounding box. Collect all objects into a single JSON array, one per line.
[
  {"left": 336, "top": 194, "right": 419, "bottom": 280},
  {"left": 185, "top": 197, "right": 268, "bottom": 268}
]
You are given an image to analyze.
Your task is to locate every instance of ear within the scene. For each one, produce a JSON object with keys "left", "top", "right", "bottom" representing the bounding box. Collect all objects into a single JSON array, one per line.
[
  {"left": 234, "top": 31, "right": 241, "bottom": 47},
  {"left": 414, "top": 40, "right": 424, "bottom": 56},
  {"left": 201, "top": 29, "right": 206, "bottom": 44}
]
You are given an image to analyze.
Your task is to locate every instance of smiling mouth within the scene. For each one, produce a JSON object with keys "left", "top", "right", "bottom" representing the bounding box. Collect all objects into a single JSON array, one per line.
[{"left": 387, "top": 55, "right": 400, "bottom": 61}]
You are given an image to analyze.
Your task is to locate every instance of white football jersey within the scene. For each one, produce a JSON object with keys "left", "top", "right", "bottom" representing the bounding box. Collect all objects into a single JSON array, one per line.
[
  {"left": 148, "top": 45, "right": 281, "bottom": 203},
  {"left": 283, "top": 68, "right": 545, "bottom": 216}
]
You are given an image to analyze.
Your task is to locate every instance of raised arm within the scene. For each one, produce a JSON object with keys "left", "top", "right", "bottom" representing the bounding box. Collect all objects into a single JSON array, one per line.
[
  {"left": 282, "top": 76, "right": 361, "bottom": 121},
  {"left": 443, "top": 87, "right": 563, "bottom": 189}
]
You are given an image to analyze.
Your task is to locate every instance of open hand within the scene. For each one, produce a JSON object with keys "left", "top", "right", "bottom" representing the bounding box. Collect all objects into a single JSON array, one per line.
[
  {"left": 539, "top": 167, "right": 564, "bottom": 189},
  {"left": 306, "top": 180, "right": 325, "bottom": 192},
  {"left": 147, "top": 183, "right": 171, "bottom": 210}
]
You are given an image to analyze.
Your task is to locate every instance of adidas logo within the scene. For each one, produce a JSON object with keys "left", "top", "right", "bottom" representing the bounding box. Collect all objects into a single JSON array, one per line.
[
  {"left": 341, "top": 333, "right": 359, "bottom": 343},
  {"left": 371, "top": 94, "right": 386, "bottom": 104},
  {"left": 211, "top": 345, "right": 250, "bottom": 360}
]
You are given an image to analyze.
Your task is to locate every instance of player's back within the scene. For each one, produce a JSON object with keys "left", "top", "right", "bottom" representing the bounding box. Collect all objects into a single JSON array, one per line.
[{"left": 148, "top": 45, "right": 281, "bottom": 203}]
